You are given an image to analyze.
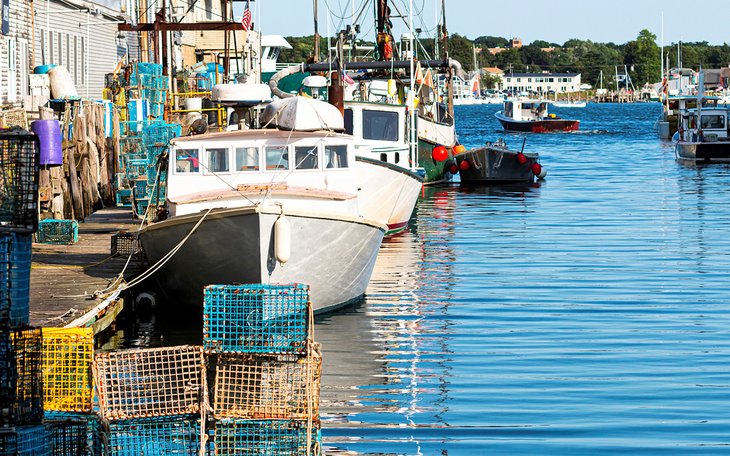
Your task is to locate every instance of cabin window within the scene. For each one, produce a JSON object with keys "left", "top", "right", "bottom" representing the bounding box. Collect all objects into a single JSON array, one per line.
[
  {"left": 380, "top": 153, "right": 387, "bottom": 162},
  {"left": 175, "top": 149, "right": 200, "bottom": 173},
  {"left": 235, "top": 147, "right": 259, "bottom": 171},
  {"left": 265, "top": 146, "right": 289, "bottom": 170},
  {"left": 294, "top": 146, "right": 319, "bottom": 170},
  {"left": 344, "top": 109, "right": 354, "bottom": 135},
  {"left": 324, "top": 145, "right": 348, "bottom": 169},
  {"left": 701, "top": 115, "right": 725, "bottom": 130},
  {"left": 362, "top": 110, "right": 398, "bottom": 142},
  {"left": 206, "top": 148, "right": 229, "bottom": 173}
]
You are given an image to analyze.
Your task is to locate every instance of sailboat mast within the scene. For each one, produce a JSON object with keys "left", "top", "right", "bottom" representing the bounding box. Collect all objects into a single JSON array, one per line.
[
  {"left": 408, "top": 0, "right": 417, "bottom": 171},
  {"left": 441, "top": 0, "right": 453, "bottom": 119},
  {"left": 313, "top": 0, "right": 320, "bottom": 62}
]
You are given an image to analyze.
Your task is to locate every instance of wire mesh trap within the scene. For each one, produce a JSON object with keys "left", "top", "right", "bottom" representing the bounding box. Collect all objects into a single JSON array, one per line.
[
  {"left": 213, "top": 345, "right": 322, "bottom": 420},
  {"left": 104, "top": 414, "right": 202, "bottom": 456},
  {"left": 0, "top": 131, "right": 40, "bottom": 233},
  {"left": 36, "top": 219, "right": 79, "bottom": 245},
  {"left": 0, "top": 233, "right": 32, "bottom": 327},
  {"left": 11, "top": 327, "right": 44, "bottom": 426},
  {"left": 93, "top": 345, "right": 204, "bottom": 421},
  {"left": 42, "top": 328, "right": 94, "bottom": 413},
  {"left": 212, "top": 419, "right": 321, "bottom": 456},
  {"left": 203, "top": 284, "right": 310, "bottom": 354},
  {"left": 110, "top": 232, "right": 141, "bottom": 258},
  {"left": 45, "top": 411, "right": 102, "bottom": 456}
]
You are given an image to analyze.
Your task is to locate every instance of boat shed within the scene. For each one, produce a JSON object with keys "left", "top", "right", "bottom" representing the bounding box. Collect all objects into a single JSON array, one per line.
[{"left": 33, "top": 0, "right": 127, "bottom": 99}]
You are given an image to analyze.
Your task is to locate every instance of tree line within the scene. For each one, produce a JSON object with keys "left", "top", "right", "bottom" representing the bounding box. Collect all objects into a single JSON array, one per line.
[{"left": 279, "top": 31, "right": 730, "bottom": 88}]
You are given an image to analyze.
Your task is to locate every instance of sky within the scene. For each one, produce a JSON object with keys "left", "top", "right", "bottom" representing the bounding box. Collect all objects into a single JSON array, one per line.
[{"left": 235, "top": 0, "right": 729, "bottom": 46}]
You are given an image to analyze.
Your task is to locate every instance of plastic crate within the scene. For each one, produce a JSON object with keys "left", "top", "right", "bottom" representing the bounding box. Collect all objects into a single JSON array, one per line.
[
  {"left": 0, "top": 130, "right": 40, "bottom": 233},
  {"left": 213, "top": 345, "right": 321, "bottom": 420},
  {"left": 213, "top": 419, "right": 321, "bottom": 456},
  {"left": 110, "top": 232, "right": 140, "bottom": 258},
  {"left": 36, "top": 219, "right": 78, "bottom": 245},
  {"left": 0, "top": 233, "right": 32, "bottom": 327},
  {"left": 105, "top": 415, "right": 202, "bottom": 456},
  {"left": 42, "top": 328, "right": 94, "bottom": 413},
  {"left": 11, "top": 328, "right": 44, "bottom": 426},
  {"left": 45, "top": 411, "right": 102, "bottom": 456},
  {"left": 115, "top": 189, "right": 132, "bottom": 208},
  {"left": 93, "top": 345, "right": 204, "bottom": 421},
  {"left": 203, "top": 284, "right": 310, "bottom": 354}
]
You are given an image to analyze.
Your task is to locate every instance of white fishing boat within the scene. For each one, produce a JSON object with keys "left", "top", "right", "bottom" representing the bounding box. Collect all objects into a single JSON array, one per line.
[
  {"left": 139, "top": 98, "right": 387, "bottom": 313},
  {"left": 674, "top": 104, "right": 730, "bottom": 163},
  {"left": 552, "top": 100, "right": 587, "bottom": 108}
]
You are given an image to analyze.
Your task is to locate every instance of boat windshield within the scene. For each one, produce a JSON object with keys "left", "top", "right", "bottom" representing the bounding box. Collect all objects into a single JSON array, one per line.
[
  {"left": 294, "top": 146, "right": 319, "bottom": 170},
  {"left": 265, "top": 146, "right": 289, "bottom": 170},
  {"left": 235, "top": 147, "right": 259, "bottom": 171},
  {"left": 701, "top": 114, "right": 726, "bottom": 130},
  {"left": 324, "top": 145, "right": 348, "bottom": 169},
  {"left": 363, "top": 110, "right": 398, "bottom": 142},
  {"left": 175, "top": 149, "right": 199, "bottom": 173}
]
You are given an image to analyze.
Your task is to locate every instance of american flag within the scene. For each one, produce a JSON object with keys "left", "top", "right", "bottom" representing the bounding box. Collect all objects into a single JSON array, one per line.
[{"left": 241, "top": 0, "right": 252, "bottom": 32}]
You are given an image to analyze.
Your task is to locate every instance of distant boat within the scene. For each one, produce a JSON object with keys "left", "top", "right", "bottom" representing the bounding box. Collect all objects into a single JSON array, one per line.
[
  {"left": 552, "top": 100, "right": 586, "bottom": 108},
  {"left": 495, "top": 99, "right": 580, "bottom": 133}
]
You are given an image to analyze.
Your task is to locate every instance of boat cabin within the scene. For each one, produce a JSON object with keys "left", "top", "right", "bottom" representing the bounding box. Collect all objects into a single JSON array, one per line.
[
  {"left": 503, "top": 99, "right": 552, "bottom": 121},
  {"left": 166, "top": 130, "right": 360, "bottom": 216},
  {"left": 678, "top": 107, "right": 730, "bottom": 142},
  {"left": 343, "top": 102, "right": 410, "bottom": 168}
]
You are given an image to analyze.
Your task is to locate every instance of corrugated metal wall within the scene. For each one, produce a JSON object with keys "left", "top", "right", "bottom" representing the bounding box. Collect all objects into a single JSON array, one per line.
[{"left": 34, "top": 0, "right": 125, "bottom": 100}]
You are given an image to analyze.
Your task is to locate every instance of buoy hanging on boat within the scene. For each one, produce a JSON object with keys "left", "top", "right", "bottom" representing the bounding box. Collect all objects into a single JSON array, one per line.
[
  {"left": 454, "top": 144, "right": 466, "bottom": 154},
  {"left": 532, "top": 163, "right": 547, "bottom": 179},
  {"left": 449, "top": 163, "right": 459, "bottom": 174},
  {"left": 516, "top": 152, "right": 527, "bottom": 165},
  {"left": 274, "top": 213, "right": 291, "bottom": 264},
  {"left": 432, "top": 145, "right": 448, "bottom": 162},
  {"left": 459, "top": 159, "right": 471, "bottom": 171}
]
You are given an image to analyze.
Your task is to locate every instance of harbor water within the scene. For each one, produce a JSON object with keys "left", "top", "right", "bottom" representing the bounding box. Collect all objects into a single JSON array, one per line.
[{"left": 117, "top": 103, "right": 730, "bottom": 454}]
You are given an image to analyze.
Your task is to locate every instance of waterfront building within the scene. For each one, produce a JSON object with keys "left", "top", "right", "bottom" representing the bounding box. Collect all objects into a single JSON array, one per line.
[
  {"left": 34, "top": 0, "right": 126, "bottom": 99},
  {"left": 0, "top": 0, "right": 33, "bottom": 108},
  {"left": 502, "top": 72, "right": 582, "bottom": 94}
]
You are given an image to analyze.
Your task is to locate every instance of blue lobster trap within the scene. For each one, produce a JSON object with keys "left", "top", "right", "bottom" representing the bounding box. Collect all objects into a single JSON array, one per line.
[
  {"left": 45, "top": 411, "right": 102, "bottom": 456},
  {"left": 213, "top": 419, "right": 321, "bottom": 455},
  {"left": 36, "top": 219, "right": 78, "bottom": 245},
  {"left": 105, "top": 415, "right": 202, "bottom": 456},
  {"left": 0, "top": 425, "right": 53, "bottom": 456},
  {"left": 203, "top": 284, "right": 310, "bottom": 354},
  {"left": 0, "top": 130, "right": 40, "bottom": 234},
  {"left": 0, "top": 233, "right": 32, "bottom": 327}
]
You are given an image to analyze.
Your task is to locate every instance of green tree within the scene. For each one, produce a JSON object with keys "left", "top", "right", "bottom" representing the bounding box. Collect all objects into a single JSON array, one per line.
[
  {"left": 624, "top": 29, "right": 661, "bottom": 85},
  {"left": 474, "top": 36, "right": 508, "bottom": 48}
]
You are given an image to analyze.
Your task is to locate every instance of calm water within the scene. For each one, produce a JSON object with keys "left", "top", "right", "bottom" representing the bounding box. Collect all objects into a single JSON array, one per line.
[{"left": 117, "top": 103, "right": 730, "bottom": 454}]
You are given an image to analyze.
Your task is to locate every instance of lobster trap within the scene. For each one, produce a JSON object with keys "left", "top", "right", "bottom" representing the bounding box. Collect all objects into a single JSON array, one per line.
[
  {"left": 0, "top": 233, "right": 32, "bottom": 327},
  {"left": 104, "top": 415, "right": 202, "bottom": 456},
  {"left": 110, "top": 231, "right": 141, "bottom": 258},
  {"left": 36, "top": 219, "right": 79, "bottom": 245},
  {"left": 0, "top": 425, "right": 54, "bottom": 456},
  {"left": 93, "top": 345, "right": 204, "bottom": 421},
  {"left": 45, "top": 411, "right": 102, "bottom": 456},
  {"left": 212, "top": 419, "right": 321, "bottom": 456},
  {"left": 0, "top": 331, "right": 15, "bottom": 427},
  {"left": 11, "top": 327, "right": 44, "bottom": 426},
  {"left": 0, "top": 130, "right": 40, "bottom": 233},
  {"left": 203, "top": 284, "right": 311, "bottom": 354},
  {"left": 42, "top": 328, "right": 94, "bottom": 413},
  {"left": 213, "top": 344, "right": 322, "bottom": 420}
]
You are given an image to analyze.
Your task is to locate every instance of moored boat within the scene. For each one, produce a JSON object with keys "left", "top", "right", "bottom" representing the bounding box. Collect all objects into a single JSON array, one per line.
[
  {"left": 674, "top": 104, "right": 730, "bottom": 163},
  {"left": 496, "top": 99, "right": 580, "bottom": 133},
  {"left": 138, "top": 100, "right": 388, "bottom": 313},
  {"left": 455, "top": 139, "right": 546, "bottom": 184}
]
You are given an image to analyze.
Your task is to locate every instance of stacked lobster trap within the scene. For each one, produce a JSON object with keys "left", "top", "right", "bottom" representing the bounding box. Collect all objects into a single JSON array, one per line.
[{"left": 203, "top": 283, "right": 322, "bottom": 455}]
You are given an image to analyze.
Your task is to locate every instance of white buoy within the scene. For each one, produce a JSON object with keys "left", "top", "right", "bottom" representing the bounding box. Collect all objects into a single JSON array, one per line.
[
  {"left": 274, "top": 214, "right": 291, "bottom": 264},
  {"left": 537, "top": 168, "right": 548, "bottom": 179}
]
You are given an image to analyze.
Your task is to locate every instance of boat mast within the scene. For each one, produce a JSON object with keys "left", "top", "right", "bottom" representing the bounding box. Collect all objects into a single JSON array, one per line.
[
  {"left": 313, "top": 0, "right": 320, "bottom": 62},
  {"left": 408, "top": 0, "right": 417, "bottom": 172},
  {"left": 441, "top": 0, "right": 453, "bottom": 120}
]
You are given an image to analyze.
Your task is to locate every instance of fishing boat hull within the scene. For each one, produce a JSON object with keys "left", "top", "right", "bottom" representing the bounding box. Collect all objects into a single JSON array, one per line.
[
  {"left": 675, "top": 141, "right": 730, "bottom": 163},
  {"left": 495, "top": 112, "right": 580, "bottom": 133},
  {"left": 456, "top": 146, "right": 539, "bottom": 184},
  {"left": 417, "top": 115, "right": 456, "bottom": 185},
  {"left": 139, "top": 205, "right": 386, "bottom": 314},
  {"left": 355, "top": 156, "right": 423, "bottom": 235}
]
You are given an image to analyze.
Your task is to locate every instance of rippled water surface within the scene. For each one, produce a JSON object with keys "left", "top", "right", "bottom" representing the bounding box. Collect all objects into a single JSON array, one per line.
[
  {"left": 117, "top": 103, "right": 730, "bottom": 454},
  {"left": 317, "top": 103, "right": 730, "bottom": 454}
]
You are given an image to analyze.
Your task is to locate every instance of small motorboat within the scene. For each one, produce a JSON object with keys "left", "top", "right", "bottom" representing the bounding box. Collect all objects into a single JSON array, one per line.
[
  {"left": 495, "top": 99, "right": 579, "bottom": 133},
  {"left": 454, "top": 138, "right": 546, "bottom": 184},
  {"left": 674, "top": 104, "right": 730, "bottom": 163}
]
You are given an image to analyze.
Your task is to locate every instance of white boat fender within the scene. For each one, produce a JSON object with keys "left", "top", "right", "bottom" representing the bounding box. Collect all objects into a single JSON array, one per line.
[
  {"left": 531, "top": 162, "right": 547, "bottom": 179},
  {"left": 274, "top": 212, "right": 291, "bottom": 265},
  {"left": 135, "top": 291, "right": 158, "bottom": 310}
]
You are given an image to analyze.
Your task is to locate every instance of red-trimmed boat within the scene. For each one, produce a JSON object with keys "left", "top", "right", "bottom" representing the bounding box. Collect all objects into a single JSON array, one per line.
[{"left": 496, "top": 99, "right": 579, "bottom": 133}]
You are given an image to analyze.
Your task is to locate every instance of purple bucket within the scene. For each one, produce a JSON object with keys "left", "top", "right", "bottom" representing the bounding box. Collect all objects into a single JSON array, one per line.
[{"left": 31, "top": 119, "right": 63, "bottom": 166}]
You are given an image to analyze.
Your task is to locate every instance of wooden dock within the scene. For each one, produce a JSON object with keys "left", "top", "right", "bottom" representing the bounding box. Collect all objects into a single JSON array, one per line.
[{"left": 30, "top": 208, "right": 143, "bottom": 331}]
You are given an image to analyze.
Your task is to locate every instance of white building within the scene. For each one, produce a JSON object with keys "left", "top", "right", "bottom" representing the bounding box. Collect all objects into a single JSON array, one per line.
[{"left": 502, "top": 72, "right": 582, "bottom": 94}]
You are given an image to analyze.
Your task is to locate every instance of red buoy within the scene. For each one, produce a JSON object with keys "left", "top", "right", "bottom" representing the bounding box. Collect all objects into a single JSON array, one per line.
[
  {"left": 432, "top": 145, "right": 448, "bottom": 162},
  {"left": 449, "top": 164, "right": 459, "bottom": 174},
  {"left": 459, "top": 159, "right": 470, "bottom": 171},
  {"left": 531, "top": 163, "right": 542, "bottom": 175},
  {"left": 516, "top": 152, "right": 527, "bottom": 165}
]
